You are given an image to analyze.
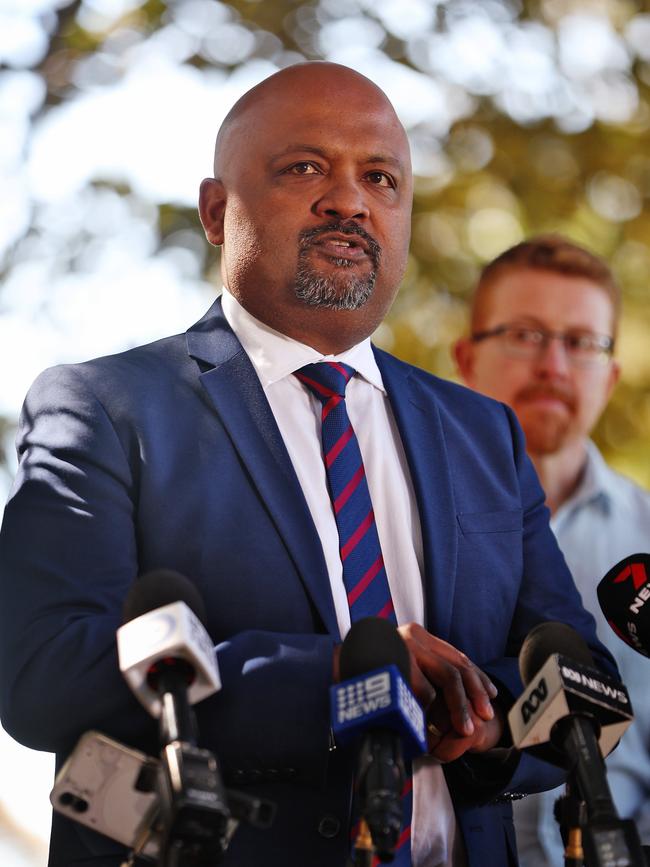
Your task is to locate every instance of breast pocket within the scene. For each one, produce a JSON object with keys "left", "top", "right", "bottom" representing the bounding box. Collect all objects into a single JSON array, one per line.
[{"left": 452, "top": 510, "right": 523, "bottom": 656}]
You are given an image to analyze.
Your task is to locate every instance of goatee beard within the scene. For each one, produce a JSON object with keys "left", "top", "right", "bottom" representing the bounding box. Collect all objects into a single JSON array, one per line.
[
  {"left": 293, "top": 222, "right": 381, "bottom": 311},
  {"left": 294, "top": 265, "right": 377, "bottom": 310}
]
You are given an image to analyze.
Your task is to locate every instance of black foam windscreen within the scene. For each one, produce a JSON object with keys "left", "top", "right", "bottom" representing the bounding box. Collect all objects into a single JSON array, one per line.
[
  {"left": 519, "top": 621, "right": 595, "bottom": 685},
  {"left": 339, "top": 617, "right": 410, "bottom": 682},
  {"left": 122, "top": 569, "right": 207, "bottom": 626}
]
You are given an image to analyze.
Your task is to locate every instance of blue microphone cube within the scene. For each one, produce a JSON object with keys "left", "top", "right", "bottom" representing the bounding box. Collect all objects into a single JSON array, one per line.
[{"left": 330, "top": 665, "right": 427, "bottom": 760}]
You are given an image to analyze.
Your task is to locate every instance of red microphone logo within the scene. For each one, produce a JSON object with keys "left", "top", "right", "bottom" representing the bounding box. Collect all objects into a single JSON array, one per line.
[{"left": 613, "top": 561, "right": 649, "bottom": 591}]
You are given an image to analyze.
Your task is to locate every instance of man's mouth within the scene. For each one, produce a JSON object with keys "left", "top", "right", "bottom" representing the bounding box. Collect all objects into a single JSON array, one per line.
[
  {"left": 516, "top": 386, "right": 576, "bottom": 413},
  {"left": 312, "top": 233, "right": 370, "bottom": 260},
  {"left": 298, "top": 223, "right": 381, "bottom": 268}
]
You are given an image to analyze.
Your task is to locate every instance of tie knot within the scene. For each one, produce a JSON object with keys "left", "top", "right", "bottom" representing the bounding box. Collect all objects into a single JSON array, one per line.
[{"left": 294, "top": 361, "right": 355, "bottom": 401}]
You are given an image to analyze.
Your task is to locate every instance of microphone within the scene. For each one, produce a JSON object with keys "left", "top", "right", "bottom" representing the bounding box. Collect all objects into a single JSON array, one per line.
[
  {"left": 508, "top": 621, "right": 633, "bottom": 766},
  {"left": 118, "top": 570, "right": 230, "bottom": 865},
  {"left": 597, "top": 553, "right": 650, "bottom": 657},
  {"left": 508, "top": 622, "right": 643, "bottom": 866},
  {"left": 51, "top": 572, "right": 274, "bottom": 864},
  {"left": 117, "top": 569, "right": 221, "bottom": 722},
  {"left": 330, "top": 617, "right": 426, "bottom": 864}
]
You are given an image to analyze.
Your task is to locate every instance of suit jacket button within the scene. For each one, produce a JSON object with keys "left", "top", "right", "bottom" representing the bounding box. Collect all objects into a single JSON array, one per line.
[{"left": 317, "top": 815, "right": 341, "bottom": 838}]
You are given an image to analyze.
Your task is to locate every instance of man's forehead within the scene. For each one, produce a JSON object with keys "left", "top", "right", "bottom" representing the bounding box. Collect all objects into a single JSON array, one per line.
[
  {"left": 478, "top": 268, "right": 615, "bottom": 326},
  {"left": 239, "top": 62, "right": 392, "bottom": 113},
  {"left": 214, "top": 62, "right": 408, "bottom": 172}
]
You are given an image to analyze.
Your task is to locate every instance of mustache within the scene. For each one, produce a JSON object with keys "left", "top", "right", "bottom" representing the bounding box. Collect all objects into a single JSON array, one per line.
[
  {"left": 298, "top": 221, "right": 382, "bottom": 268},
  {"left": 515, "top": 383, "right": 577, "bottom": 412}
]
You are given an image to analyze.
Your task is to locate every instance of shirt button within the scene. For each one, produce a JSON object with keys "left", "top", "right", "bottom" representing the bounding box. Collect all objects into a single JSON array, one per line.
[{"left": 317, "top": 815, "right": 341, "bottom": 838}]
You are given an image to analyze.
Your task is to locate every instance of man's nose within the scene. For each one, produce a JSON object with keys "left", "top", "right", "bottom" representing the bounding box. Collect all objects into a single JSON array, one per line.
[
  {"left": 312, "top": 176, "right": 370, "bottom": 221},
  {"left": 533, "top": 335, "right": 571, "bottom": 377}
]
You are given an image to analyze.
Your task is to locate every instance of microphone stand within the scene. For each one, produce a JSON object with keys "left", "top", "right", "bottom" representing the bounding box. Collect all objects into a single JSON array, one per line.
[
  {"left": 118, "top": 657, "right": 277, "bottom": 866},
  {"left": 349, "top": 818, "right": 374, "bottom": 867},
  {"left": 554, "top": 786, "right": 587, "bottom": 867},
  {"left": 154, "top": 661, "right": 231, "bottom": 867},
  {"left": 555, "top": 716, "right": 645, "bottom": 867}
]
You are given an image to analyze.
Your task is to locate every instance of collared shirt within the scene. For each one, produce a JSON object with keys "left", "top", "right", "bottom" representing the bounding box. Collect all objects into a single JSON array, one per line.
[
  {"left": 220, "top": 287, "right": 465, "bottom": 867},
  {"left": 514, "top": 441, "right": 650, "bottom": 866}
]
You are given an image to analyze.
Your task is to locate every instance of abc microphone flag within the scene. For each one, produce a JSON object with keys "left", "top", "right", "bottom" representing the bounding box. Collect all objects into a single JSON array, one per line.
[
  {"left": 508, "top": 622, "right": 633, "bottom": 766},
  {"left": 597, "top": 553, "right": 650, "bottom": 657}
]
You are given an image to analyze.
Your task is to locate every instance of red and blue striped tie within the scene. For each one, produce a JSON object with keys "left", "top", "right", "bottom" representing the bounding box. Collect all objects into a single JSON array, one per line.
[
  {"left": 294, "top": 361, "right": 395, "bottom": 622},
  {"left": 294, "top": 361, "right": 412, "bottom": 865}
]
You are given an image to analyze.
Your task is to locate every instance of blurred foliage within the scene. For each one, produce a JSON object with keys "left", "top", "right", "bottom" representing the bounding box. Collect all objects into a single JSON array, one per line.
[{"left": 2, "top": 0, "right": 649, "bottom": 487}]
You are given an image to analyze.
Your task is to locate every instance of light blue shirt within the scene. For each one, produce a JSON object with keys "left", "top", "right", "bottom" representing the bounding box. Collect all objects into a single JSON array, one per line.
[{"left": 514, "top": 440, "right": 650, "bottom": 866}]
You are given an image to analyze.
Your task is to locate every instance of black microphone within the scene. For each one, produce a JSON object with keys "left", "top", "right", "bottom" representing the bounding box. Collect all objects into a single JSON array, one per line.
[
  {"left": 118, "top": 570, "right": 230, "bottom": 865},
  {"left": 509, "top": 622, "right": 643, "bottom": 866},
  {"left": 332, "top": 618, "right": 426, "bottom": 864},
  {"left": 597, "top": 554, "right": 650, "bottom": 657}
]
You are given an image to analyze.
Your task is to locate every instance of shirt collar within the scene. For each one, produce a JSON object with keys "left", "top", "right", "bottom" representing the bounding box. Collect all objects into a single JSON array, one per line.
[
  {"left": 553, "top": 440, "right": 612, "bottom": 525},
  {"left": 220, "top": 287, "right": 386, "bottom": 393}
]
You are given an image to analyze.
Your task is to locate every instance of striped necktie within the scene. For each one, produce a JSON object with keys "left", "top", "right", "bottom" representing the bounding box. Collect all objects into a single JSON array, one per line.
[
  {"left": 294, "top": 361, "right": 395, "bottom": 621},
  {"left": 294, "top": 360, "right": 412, "bottom": 866}
]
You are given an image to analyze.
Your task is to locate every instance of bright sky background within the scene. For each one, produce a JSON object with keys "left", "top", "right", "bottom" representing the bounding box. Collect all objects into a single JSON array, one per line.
[{"left": 1, "top": 0, "right": 648, "bottom": 863}]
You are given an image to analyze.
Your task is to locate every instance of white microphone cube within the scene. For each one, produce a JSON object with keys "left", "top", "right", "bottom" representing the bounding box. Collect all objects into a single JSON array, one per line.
[
  {"left": 508, "top": 653, "right": 633, "bottom": 763},
  {"left": 117, "top": 601, "right": 221, "bottom": 717}
]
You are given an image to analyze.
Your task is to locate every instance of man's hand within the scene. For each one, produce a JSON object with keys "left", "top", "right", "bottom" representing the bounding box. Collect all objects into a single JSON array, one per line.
[
  {"left": 425, "top": 694, "right": 506, "bottom": 762},
  {"left": 397, "top": 623, "right": 500, "bottom": 754}
]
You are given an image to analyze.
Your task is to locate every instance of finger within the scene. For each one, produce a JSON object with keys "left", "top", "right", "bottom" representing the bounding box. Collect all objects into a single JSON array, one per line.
[
  {"left": 454, "top": 659, "right": 495, "bottom": 723},
  {"left": 429, "top": 712, "right": 504, "bottom": 762},
  {"left": 405, "top": 641, "right": 475, "bottom": 735},
  {"left": 428, "top": 644, "right": 497, "bottom": 720},
  {"left": 426, "top": 720, "right": 448, "bottom": 752},
  {"left": 409, "top": 657, "right": 436, "bottom": 711},
  {"left": 429, "top": 731, "right": 473, "bottom": 763},
  {"left": 408, "top": 630, "right": 497, "bottom": 724},
  {"left": 398, "top": 624, "right": 497, "bottom": 732},
  {"left": 436, "top": 662, "right": 475, "bottom": 736}
]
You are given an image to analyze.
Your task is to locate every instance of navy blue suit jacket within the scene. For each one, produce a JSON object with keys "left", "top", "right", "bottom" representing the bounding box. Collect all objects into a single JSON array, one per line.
[{"left": 0, "top": 298, "right": 614, "bottom": 866}]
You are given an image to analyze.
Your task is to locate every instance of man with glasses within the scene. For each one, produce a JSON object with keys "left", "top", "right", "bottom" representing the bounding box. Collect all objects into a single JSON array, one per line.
[{"left": 454, "top": 234, "right": 650, "bottom": 866}]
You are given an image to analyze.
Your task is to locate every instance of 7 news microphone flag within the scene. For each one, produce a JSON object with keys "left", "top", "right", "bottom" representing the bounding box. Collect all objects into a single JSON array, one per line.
[{"left": 597, "top": 553, "right": 650, "bottom": 658}]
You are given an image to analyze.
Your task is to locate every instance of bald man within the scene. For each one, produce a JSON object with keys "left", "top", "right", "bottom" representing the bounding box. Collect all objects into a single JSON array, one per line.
[{"left": 0, "top": 63, "right": 613, "bottom": 867}]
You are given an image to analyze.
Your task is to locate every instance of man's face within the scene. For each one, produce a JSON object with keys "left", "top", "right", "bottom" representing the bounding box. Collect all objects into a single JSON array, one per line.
[
  {"left": 455, "top": 268, "right": 620, "bottom": 455},
  {"left": 199, "top": 64, "right": 412, "bottom": 352}
]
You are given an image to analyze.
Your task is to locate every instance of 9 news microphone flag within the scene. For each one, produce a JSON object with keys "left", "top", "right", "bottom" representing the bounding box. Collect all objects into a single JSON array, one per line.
[{"left": 331, "top": 617, "right": 426, "bottom": 865}]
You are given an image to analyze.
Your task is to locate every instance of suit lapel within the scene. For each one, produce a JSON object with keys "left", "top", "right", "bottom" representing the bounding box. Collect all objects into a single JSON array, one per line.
[
  {"left": 374, "top": 348, "right": 458, "bottom": 640},
  {"left": 186, "top": 299, "right": 339, "bottom": 638}
]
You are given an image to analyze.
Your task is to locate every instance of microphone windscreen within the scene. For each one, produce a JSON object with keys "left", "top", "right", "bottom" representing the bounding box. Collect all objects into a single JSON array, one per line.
[
  {"left": 519, "top": 621, "right": 594, "bottom": 685},
  {"left": 340, "top": 617, "right": 410, "bottom": 682},
  {"left": 122, "top": 570, "right": 207, "bottom": 627}
]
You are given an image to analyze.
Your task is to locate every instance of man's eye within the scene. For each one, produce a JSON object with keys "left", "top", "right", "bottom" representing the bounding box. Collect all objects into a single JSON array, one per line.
[
  {"left": 510, "top": 328, "right": 541, "bottom": 344},
  {"left": 565, "top": 334, "right": 594, "bottom": 352},
  {"left": 286, "top": 162, "right": 320, "bottom": 175},
  {"left": 366, "top": 171, "right": 395, "bottom": 188}
]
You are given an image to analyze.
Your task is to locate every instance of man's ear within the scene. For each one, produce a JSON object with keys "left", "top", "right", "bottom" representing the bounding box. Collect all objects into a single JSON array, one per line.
[
  {"left": 453, "top": 337, "right": 476, "bottom": 386},
  {"left": 198, "top": 178, "right": 226, "bottom": 246}
]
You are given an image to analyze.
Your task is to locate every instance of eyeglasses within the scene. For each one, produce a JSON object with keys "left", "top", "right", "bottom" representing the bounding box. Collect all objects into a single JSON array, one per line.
[{"left": 470, "top": 324, "right": 615, "bottom": 366}]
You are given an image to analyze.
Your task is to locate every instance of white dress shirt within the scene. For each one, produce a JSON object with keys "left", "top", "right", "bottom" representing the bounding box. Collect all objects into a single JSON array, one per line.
[{"left": 220, "top": 287, "right": 466, "bottom": 867}]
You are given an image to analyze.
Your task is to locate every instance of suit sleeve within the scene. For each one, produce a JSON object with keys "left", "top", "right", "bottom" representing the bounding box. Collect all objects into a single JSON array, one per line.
[
  {"left": 448, "top": 402, "right": 618, "bottom": 804},
  {"left": 0, "top": 365, "right": 336, "bottom": 781}
]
